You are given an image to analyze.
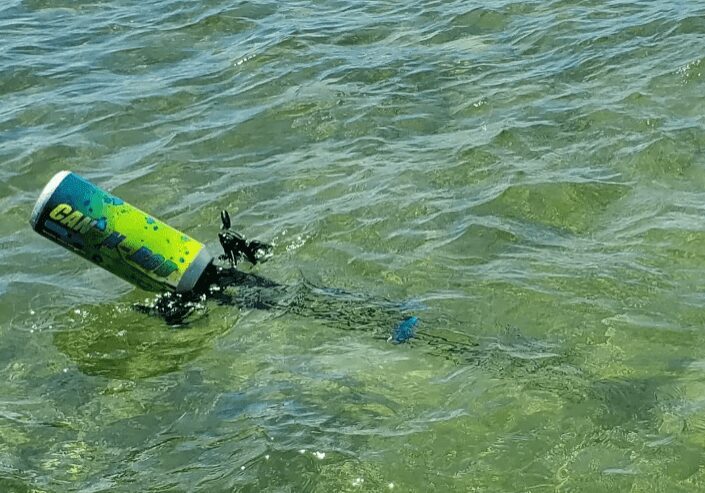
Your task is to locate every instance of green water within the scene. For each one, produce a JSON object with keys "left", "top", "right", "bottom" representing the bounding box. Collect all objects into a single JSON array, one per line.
[{"left": 2, "top": 0, "right": 705, "bottom": 491}]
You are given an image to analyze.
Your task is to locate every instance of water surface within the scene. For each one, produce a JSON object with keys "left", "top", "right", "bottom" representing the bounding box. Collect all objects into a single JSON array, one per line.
[{"left": 2, "top": 0, "right": 705, "bottom": 491}]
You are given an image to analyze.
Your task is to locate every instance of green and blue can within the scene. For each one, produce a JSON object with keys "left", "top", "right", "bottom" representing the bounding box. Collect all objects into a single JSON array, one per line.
[{"left": 30, "top": 171, "right": 212, "bottom": 293}]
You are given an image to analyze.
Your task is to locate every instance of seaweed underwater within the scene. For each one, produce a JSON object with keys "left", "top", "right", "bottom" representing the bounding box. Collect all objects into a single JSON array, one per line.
[{"left": 129, "top": 211, "right": 685, "bottom": 438}]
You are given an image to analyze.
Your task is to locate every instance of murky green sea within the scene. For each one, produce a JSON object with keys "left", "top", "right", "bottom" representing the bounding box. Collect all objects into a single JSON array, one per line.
[{"left": 2, "top": 0, "right": 705, "bottom": 491}]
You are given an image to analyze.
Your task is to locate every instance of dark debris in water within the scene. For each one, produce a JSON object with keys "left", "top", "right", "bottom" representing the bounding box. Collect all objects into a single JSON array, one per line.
[
  {"left": 133, "top": 291, "right": 208, "bottom": 326},
  {"left": 129, "top": 209, "right": 577, "bottom": 397}
]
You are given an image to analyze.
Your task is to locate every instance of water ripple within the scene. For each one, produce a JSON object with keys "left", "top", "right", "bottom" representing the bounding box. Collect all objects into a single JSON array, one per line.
[{"left": 3, "top": 0, "right": 705, "bottom": 490}]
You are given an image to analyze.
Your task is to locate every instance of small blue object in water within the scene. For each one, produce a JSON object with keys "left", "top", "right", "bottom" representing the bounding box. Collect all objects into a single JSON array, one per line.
[{"left": 389, "top": 316, "right": 419, "bottom": 344}]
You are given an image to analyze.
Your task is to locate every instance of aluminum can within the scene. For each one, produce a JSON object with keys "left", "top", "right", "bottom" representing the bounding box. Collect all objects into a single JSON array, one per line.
[{"left": 30, "top": 171, "right": 212, "bottom": 293}]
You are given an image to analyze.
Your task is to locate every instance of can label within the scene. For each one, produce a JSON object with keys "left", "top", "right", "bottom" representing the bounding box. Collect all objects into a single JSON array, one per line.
[{"left": 33, "top": 172, "right": 207, "bottom": 292}]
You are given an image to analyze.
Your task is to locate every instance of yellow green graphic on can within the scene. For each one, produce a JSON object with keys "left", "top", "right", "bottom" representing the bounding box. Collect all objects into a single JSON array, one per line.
[{"left": 30, "top": 171, "right": 212, "bottom": 293}]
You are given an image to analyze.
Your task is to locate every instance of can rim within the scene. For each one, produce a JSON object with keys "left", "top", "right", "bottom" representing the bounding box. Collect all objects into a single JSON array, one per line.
[
  {"left": 176, "top": 246, "right": 212, "bottom": 293},
  {"left": 29, "top": 170, "right": 72, "bottom": 230}
]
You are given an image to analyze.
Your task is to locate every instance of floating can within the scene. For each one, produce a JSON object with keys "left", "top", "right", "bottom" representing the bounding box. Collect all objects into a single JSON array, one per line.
[{"left": 29, "top": 171, "right": 212, "bottom": 293}]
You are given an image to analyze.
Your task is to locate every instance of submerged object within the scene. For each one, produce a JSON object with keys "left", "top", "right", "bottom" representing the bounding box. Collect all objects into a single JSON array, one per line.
[
  {"left": 389, "top": 316, "right": 419, "bottom": 344},
  {"left": 30, "top": 171, "right": 212, "bottom": 293}
]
